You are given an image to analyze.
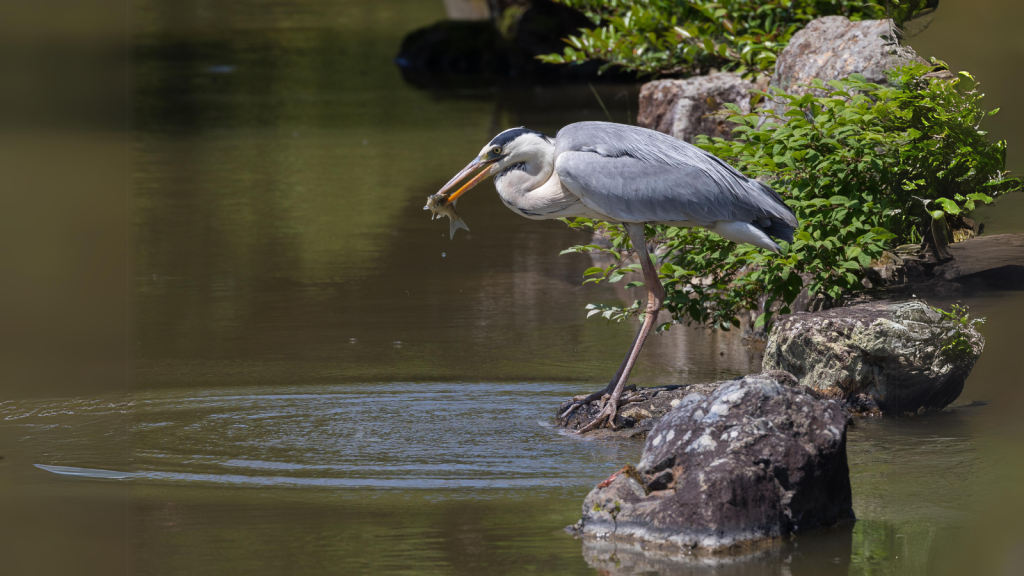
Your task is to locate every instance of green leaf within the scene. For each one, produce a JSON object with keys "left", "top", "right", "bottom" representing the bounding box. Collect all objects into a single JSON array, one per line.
[
  {"left": 934, "top": 197, "right": 961, "bottom": 215},
  {"left": 548, "top": 43, "right": 1013, "bottom": 335}
]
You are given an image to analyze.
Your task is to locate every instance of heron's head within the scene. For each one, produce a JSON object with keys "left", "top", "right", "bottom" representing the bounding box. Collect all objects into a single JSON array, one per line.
[{"left": 434, "top": 127, "right": 554, "bottom": 204}]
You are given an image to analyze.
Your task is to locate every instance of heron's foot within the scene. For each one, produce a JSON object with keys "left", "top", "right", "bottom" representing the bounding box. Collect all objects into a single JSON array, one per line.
[
  {"left": 557, "top": 384, "right": 631, "bottom": 425},
  {"left": 558, "top": 385, "right": 642, "bottom": 432},
  {"left": 557, "top": 391, "right": 607, "bottom": 424},
  {"left": 577, "top": 397, "right": 620, "bottom": 433}
]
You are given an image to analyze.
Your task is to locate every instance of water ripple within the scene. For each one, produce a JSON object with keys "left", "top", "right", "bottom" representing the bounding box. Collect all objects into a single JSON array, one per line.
[{"left": 6, "top": 383, "right": 641, "bottom": 490}]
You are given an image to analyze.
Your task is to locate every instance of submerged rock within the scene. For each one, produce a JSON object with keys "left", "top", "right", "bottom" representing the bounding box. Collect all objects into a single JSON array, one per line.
[
  {"left": 636, "top": 72, "right": 760, "bottom": 143},
  {"left": 569, "top": 375, "right": 854, "bottom": 553},
  {"left": 763, "top": 299, "right": 984, "bottom": 414}
]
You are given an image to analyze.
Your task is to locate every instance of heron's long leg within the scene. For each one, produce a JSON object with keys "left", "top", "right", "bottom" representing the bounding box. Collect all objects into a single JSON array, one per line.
[
  {"left": 557, "top": 326, "right": 642, "bottom": 421},
  {"left": 577, "top": 223, "right": 665, "bottom": 433}
]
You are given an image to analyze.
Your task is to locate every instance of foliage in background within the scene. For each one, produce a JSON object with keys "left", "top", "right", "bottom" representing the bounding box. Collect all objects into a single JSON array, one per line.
[
  {"left": 883, "top": 0, "right": 939, "bottom": 33},
  {"left": 538, "top": 0, "right": 885, "bottom": 78},
  {"left": 562, "top": 64, "right": 1021, "bottom": 331}
]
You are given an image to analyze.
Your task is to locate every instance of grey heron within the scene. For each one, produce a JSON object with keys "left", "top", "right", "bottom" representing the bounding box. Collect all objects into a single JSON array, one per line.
[{"left": 430, "top": 121, "right": 797, "bottom": 432}]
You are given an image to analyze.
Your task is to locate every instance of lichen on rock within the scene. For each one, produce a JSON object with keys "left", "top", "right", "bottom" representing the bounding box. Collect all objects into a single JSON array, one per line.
[
  {"left": 569, "top": 375, "right": 854, "bottom": 554},
  {"left": 763, "top": 299, "right": 984, "bottom": 414}
]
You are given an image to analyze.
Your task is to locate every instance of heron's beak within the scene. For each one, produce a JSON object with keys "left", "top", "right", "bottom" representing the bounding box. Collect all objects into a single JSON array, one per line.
[{"left": 436, "top": 156, "right": 497, "bottom": 205}]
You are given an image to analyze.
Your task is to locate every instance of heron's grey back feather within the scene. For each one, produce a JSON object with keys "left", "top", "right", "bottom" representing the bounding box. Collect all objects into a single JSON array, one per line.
[{"left": 553, "top": 122, "right": 797, "bottom": 236}]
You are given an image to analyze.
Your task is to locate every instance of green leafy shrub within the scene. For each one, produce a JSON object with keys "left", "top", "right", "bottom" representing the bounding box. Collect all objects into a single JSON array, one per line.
[
  {"left": 561, "top": 65, "right": 1021, "bottom": 331},
  {"left": 538, "top": 0, "right": 885, "bottom": 78},
  {"left": 933, "top": 303, "right": 984, "bottom": 361}
]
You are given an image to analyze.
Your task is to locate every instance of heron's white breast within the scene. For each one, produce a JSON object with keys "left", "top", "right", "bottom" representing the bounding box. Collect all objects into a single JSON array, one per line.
[{"left": 495, "top": 169, "right": 605, "bottom": 220}]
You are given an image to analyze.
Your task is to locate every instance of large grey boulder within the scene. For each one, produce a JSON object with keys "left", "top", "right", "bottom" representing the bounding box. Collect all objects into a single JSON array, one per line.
[
  {"left": 569, "top": 375, "right": 854, "bottom": 553},
  {"left": 769, "top": 16, "right": 923, "bottom": 97},
  {"left": 636, "top": 72, "right": 757, "bottom": 143},
  {"left": 763, "top": 299, "right": 984, "bottom": 414}
]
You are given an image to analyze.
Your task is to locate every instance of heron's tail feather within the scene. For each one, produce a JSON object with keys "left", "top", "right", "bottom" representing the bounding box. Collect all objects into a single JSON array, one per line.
[
  {"left": 449, "top": 216, "right": 469, "bottom": 240},
  {"left": 760, "top": 218, "right": 794, "bottom": 244},
  {"left": 713, "top": 221, "right": 781, "bottom": 253}
]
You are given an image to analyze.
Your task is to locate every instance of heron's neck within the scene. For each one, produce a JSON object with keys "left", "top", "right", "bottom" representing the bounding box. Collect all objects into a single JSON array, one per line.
[{"left": 493, "top": 144, "right": 555, "bottom": 201}]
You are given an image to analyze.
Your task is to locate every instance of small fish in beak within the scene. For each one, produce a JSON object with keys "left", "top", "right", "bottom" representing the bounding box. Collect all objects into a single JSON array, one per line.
[
  {"left": 425, "top": 154, "right": 498, "bottom": 240},
  {"left": 424, "top": 193, "right": 470, "bottom": 239}
]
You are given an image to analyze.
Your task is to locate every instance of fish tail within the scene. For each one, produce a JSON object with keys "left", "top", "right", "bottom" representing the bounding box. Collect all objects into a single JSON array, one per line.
[{"left": 449, "top": 216, "right": 470, "bottom": 240}]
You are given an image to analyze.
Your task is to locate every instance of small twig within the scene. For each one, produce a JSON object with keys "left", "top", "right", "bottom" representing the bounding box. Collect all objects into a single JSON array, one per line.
[{"left": 589, "top": 83, "right": 614, "bottom": 122}]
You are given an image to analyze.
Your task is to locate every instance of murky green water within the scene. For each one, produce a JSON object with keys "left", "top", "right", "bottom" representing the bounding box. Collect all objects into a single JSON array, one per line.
[{"left": 1, "top": 1, "right": 1023, "bottom": 574}]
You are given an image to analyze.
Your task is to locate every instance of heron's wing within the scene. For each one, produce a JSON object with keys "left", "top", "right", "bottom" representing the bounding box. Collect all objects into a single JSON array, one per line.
[{"left": 553, "top": 121, "right": 797, "bottom": 227}]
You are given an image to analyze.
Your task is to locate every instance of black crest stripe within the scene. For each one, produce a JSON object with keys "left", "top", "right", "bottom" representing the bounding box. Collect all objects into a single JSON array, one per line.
[{"left": 488, "top": 128, "right": 553, "bottom": 148}]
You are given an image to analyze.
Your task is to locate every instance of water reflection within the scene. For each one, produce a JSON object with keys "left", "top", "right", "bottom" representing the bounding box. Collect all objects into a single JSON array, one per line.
[
  {"left": 131, "top": 6, "right": 759, "bottom": 391},
  {"left": 581, "top": 525, "right": 853, "bottom": 575},
  {"left": 7, "top": 379, "right": 1023, "bottom": 575},
  {"left": 3, "top": 0, "right": 1024, "bottom": 574}
]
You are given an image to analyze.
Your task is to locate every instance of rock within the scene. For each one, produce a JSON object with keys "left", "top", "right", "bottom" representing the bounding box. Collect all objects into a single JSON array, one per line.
[
  {"left": 858, "top": 234, "right": 1024, "bottom": 294},
  {"left": 863, "top": 250, "right": 907, "bottom": 288},
  {"left": 636, "top": 72, "right": 757, "bottom": 143},
  {"left": 769, "top": 16, "right": 925, "bottom": 100},
  {"left": 396, "top": 20, "right": 507, "bottom": 89},
  {"left": 763, "top": 299, "right": 984, "bottom": 414},
  {"left": 569, "top": 375, "right": 854, "bottom": 553},
  {"left": 395, "top": 0, "right": 632, "bottom": 89},
  {"left": 559, "top": 371, "right": 798, "bottom": 437},
  {"left": 937, "top": 233, "right": 1024, "bottom": 290}
]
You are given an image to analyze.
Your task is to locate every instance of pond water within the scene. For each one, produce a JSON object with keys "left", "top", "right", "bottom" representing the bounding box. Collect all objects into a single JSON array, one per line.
[{"left": 1, "top": 1, "right": 1023, "bottom": 574}]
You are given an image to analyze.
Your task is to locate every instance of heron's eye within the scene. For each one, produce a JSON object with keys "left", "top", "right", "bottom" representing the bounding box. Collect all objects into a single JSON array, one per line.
[{"left": 491, "top": 146, "right": 502, "bottom": 155}]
